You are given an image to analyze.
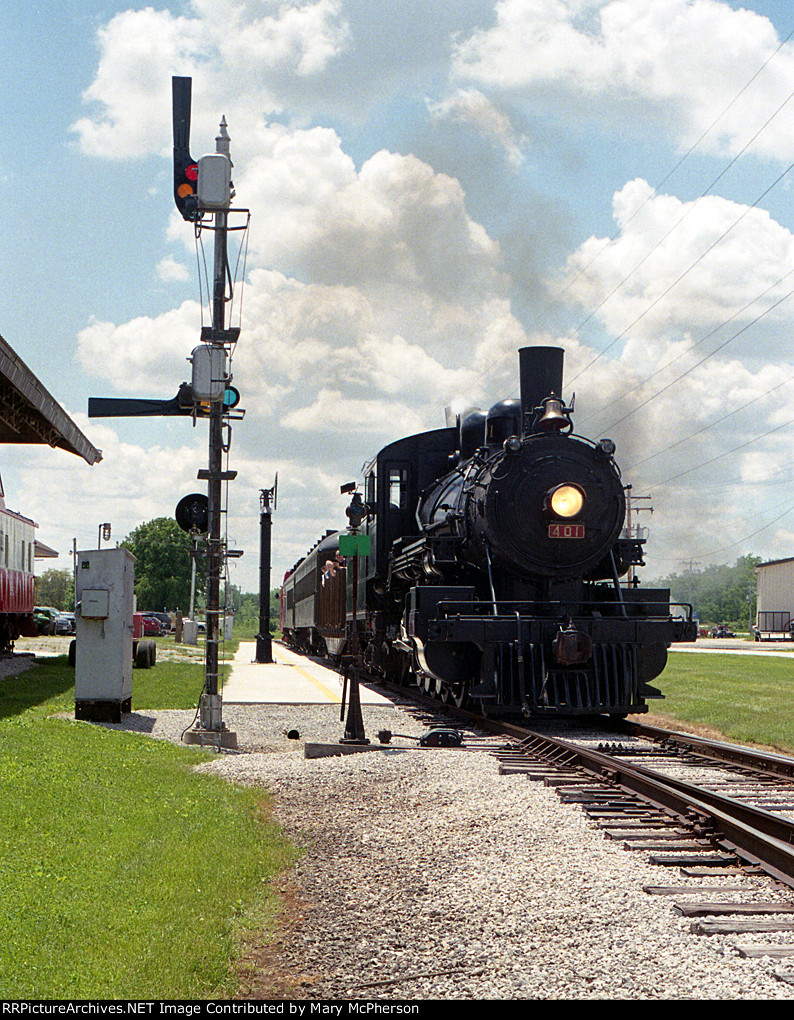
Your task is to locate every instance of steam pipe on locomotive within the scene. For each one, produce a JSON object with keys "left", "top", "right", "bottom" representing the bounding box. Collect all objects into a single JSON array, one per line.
[{"left": 281, "top": 347, "right": 696, "bottom": 718}]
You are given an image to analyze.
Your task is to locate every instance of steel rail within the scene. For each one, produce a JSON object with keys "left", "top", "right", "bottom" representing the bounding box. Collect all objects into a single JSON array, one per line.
[
  {"left": 343, "top": 666, "right": 794, "bottom": 887},
  {"left": 620, "top": 719, "right": 794, "bottom": 779},
  {"left": 516, "top": 731, "right": 794, "bottom": 889}
]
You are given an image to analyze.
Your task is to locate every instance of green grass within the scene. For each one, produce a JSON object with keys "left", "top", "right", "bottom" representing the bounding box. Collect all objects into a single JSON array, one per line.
[
  {"left": 646, "top": 650, "right": 794, "bottom": 754},
  {"left": 0, "top": 654, "right": 298, "bottom": 1000},
  {"left": 133, "top": 656, "right": 207, "bottom": 709}
]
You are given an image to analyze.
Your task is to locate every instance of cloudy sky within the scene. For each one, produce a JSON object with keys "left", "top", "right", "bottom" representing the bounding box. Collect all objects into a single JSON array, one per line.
[{"left": 3, "top": 0, "right": 794, "bottom": 596}]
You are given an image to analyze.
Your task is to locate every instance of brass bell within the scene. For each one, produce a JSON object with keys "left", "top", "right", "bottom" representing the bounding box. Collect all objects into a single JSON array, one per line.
[{"left": 537, "top": 396, "right": 569, "bottom": 430}]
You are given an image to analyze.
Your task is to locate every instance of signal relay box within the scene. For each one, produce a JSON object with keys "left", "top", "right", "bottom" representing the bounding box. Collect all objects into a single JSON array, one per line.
[
  {"left": 197, "top": 153, "right": 231, "bottom": 210},
  {"left": 190, "top": 345, "right": 228, "bottom": 401},
  {"left": 74, "top": 548, "right": 135, "bottom": 723}
]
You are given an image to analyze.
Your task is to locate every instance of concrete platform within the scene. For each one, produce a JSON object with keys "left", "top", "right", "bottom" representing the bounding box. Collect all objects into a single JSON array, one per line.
[
  {"left": 220, "top": 641, "right": 394, "bottom": 706},
  {"left": 673, "top": 638, "right": 794, "bottom": 657}
]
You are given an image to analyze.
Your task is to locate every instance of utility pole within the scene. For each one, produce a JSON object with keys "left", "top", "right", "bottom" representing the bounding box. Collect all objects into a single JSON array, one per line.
[
  {"left": 624, "top": 485, "right": 652, "bottom": 583},
  {"left": 86, "top": 79, "right": 246, "bottom": 745},
  {"left": 202, "top": 119, "right": 228, "bottom": 735}
]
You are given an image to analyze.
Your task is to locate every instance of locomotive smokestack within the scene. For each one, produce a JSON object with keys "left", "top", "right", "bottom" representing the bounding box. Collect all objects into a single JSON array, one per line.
[{"left": 519, "top": 346, "right": 564, "bottom": 436}]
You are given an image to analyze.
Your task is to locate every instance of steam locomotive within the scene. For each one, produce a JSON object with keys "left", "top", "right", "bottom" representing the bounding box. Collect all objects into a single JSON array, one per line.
[{"left": 281, "top": 347, "right": 696, "bottom": 717}]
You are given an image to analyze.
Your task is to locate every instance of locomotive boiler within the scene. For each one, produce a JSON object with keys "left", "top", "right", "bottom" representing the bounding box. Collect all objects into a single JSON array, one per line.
[{"left": 281, "top": 346, "right": 696, "bottom": 717}]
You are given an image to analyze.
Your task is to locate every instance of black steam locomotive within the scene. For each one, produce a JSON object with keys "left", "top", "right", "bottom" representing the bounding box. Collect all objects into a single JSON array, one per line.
[{"left": 281, "top": 347, "right": 696, "bottom": 717}]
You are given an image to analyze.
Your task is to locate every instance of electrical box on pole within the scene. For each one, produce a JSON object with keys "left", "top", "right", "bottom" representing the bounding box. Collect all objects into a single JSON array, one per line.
[
  {"left": 198, "top": 153, "right": 232, "bottom": 211},
  {"left": 190, "top": 345, "right": 228, "bottom": 401}
]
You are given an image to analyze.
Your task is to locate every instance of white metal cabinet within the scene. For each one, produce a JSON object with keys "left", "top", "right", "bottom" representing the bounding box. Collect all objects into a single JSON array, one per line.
[{"left": 74, "top": 548, "right": 135, "bottom": 722}]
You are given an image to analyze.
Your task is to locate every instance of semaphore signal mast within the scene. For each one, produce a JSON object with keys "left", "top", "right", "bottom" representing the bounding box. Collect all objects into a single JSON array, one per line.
[
  {"left": 88, "top": 76, "right": 249, "bottom": 748},
  {"left": 173, "top": 76, "right": 250, "bottom": 748}
]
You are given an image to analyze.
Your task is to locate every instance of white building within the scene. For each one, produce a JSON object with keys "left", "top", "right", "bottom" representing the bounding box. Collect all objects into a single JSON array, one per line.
[{"left": 755, "top": 557, "right": 794, "bottom": 637}]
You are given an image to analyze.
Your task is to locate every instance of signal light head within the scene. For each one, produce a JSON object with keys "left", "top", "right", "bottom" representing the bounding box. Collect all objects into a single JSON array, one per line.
[
  {"left": 174, "top": 162, "right": 199, "bottom": 220},
  {"left": 177, "top": 164, "right": 197, "bottom": 200},
  {"left": 175, "top": 492, "right": 209, "bottom": 534}
]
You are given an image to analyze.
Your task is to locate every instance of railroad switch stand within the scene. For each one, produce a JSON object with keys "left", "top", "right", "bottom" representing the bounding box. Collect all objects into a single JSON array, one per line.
[{"left": 340, "top": 666, "right": 369, "bottom": 745}]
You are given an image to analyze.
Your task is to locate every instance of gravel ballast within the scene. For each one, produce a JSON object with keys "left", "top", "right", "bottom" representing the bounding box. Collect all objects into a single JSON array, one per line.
[{"left": 84, "top": 698, "right": 794, "bottom": 1000}]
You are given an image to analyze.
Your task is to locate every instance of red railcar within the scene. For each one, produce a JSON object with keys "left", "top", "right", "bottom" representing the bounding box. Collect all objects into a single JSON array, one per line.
[{"left": 0, "top": 503, "right": 38, "bottom": 650}]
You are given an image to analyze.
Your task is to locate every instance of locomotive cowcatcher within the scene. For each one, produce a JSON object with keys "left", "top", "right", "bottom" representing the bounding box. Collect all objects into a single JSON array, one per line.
[{"left": 281, "top": 347, "right": 696, "bottom": 718}]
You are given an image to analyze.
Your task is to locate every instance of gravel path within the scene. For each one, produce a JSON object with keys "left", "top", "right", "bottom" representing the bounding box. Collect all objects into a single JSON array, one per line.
[{"left": 79, "top": 697, "right": 794, "bottom": 1000}]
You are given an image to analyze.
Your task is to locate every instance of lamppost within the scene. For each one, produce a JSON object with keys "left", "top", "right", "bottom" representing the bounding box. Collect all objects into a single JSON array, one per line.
[{"left": 255, "top": 481, "right": 276, "bottom": 664}]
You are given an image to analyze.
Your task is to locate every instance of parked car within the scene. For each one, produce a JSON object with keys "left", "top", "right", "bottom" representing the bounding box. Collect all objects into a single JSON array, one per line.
[
  {"left": 141, "top": 615, "right": 164, "bottom": 636},
  {"left": 141, "top": 612, "right": 171, "bottom": 633},
  {"left": 33, "top": 606, "right": 61, "bottom": 635},
  {"left": 54, "top": 612, "right": 75, "bottom": 635}
]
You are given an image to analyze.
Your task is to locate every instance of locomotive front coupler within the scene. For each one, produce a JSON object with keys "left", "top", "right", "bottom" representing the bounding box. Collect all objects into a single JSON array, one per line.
[{"left": 553, "top": 617, "right": 593, "bottom": 666}]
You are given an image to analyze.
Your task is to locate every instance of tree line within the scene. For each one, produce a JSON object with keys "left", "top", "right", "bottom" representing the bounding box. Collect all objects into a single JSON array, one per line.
[
  {"left": 35, "top": 517, "right": 279, "bottom": 632},
  {"left": 649, "top": 553, "right": 761, "bottom": 629},
  {"left": 36, "top": 519, "right": 204, "bottom": 613}
]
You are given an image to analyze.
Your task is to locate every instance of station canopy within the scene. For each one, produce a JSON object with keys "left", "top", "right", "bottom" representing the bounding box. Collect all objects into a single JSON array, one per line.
[{"left": 0, "top": 333, "right": 101, "bottom": 464}]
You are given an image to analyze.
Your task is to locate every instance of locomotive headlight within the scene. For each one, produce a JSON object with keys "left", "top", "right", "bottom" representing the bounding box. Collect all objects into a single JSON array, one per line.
[{"left": 547, "top": 483, "right": 585, "bottom": 519}]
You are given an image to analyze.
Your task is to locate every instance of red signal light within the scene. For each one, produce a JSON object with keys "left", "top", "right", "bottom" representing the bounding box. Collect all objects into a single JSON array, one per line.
[{"left": 175, "top": 161, "right": 199, "bottom": 218}]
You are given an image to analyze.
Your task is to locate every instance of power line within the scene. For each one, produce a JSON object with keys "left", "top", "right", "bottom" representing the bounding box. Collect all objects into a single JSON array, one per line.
[
  {"left": 647, "top": 411, "right": 794, "bottom": 490},
  {"left": 623, "top": 366, "right": 794, "bottom": 474},
  {"left": 567, "top": 157, "right": 794, "bottom": 387},
  {"left": 597, "top": 281, "right": 794, "bottom": 434},
  {"left": 552, "top": 23, "right": 794, "bottom": 315},
  {"left": 480, "top": 24, "right": 794, "bottom": 394},
  {"left": 578, "top": 265, "right": 794, "bottom": 431},
  {"left": 658, "top": 497, "right": 794, "bottom": 563}
]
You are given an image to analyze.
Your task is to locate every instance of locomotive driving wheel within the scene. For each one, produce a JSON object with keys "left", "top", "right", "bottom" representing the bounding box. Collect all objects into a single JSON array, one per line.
[
  {"left": 418, "top": 670, "right": 436, "bottom": 696},
  {"left": 437, "top": 680, "right": 467, "bottom": 708}
]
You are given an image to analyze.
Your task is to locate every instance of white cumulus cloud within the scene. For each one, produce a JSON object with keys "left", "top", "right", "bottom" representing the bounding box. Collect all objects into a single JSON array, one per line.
[
  {"left": 560, "top": 178, "right": 794, "bottom": 342},
  {"left": 453, "top": 0, "right": 794, "bottom": 158}
]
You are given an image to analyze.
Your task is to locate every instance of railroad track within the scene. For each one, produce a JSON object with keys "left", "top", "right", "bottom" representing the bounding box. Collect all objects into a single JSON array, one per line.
[
  {"left": 357, "top": 672, "right": 794, "bottom": 980},
  {"left": 488, "top": 721, "right": 794, "bottom": 978}
]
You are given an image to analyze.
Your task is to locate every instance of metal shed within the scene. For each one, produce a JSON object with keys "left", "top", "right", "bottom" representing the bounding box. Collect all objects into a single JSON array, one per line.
[{"left": 754, "top": 557, "right": 794, "bottom": 639}]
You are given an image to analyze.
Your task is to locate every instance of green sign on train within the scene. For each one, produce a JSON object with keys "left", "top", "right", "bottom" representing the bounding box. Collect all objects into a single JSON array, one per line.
[{"left": 338, "top": 533, "right": 371, "bottom": 557}]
